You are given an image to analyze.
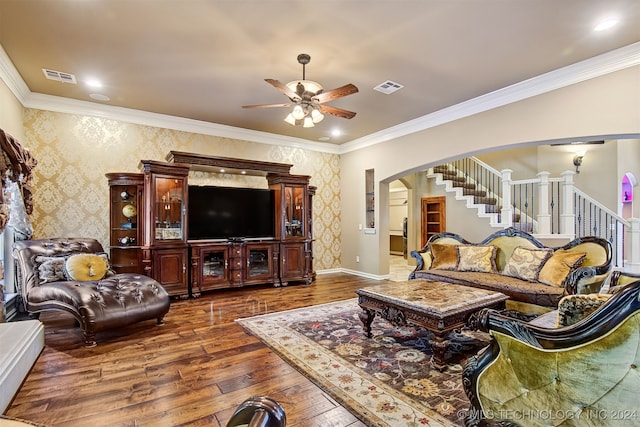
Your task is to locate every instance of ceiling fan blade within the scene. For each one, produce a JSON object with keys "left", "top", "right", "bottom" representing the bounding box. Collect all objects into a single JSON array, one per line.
[
  {"left": 265, "top": 79, "right": 300, "bottom": 100},
  {"left": 314, "top": 83, "right": 359, "bottom": 103},
  {"left": 242, "top": 103, "right": 291, "bottom": 109},
  {"left": 319, "top": 104, "right": 357, "bottom": 119}
]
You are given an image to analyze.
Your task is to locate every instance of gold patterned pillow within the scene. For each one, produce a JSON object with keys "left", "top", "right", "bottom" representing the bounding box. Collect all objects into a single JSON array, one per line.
[
  {"left": 556, "top": 293, "right": 611, "bottom": 327},
  {"left": 457, "top": 245, "right": 497, "bottom": 273},
  {"left": 538, "top": 249, "right": 587, "bottom": 287},
  {"left": 430, "top": 243, "right": 459, "bottom": 270},
  {"left": 64, "top": 253, "right": 110, "bottom": 282},
  {"left": 502, "top": 246, "right": 552, "bottom": 281}
]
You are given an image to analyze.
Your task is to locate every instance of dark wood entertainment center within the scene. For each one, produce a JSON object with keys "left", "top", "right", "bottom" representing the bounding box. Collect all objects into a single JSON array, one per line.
[{"left": 106, "top": 152, "right": 315, "bottom": 298}]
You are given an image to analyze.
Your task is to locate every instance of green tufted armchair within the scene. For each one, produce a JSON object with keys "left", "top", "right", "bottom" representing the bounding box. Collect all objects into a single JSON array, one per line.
[{"left": 462, "top": 277, "right": 640, "bottom": 427}]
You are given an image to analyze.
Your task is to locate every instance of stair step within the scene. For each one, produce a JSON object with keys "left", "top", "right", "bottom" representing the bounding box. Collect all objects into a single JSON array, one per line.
[
  {"left": 463, "top": 188, "right": 486, "bottom": 197},
  {"left": 433, "top": 165, "right": 450, "bottom": 174},
  {"left": 452, "top": 182, "right": 476, "bottom": 190},
  {"left": 474, "top": 196, "right": 498, "bottom": 205},
  {"left": 484, "top": 205, "right": 501, "bottom": 213},
  {"left": 441, "top": 171, "right": 463, "bottom": 180}
]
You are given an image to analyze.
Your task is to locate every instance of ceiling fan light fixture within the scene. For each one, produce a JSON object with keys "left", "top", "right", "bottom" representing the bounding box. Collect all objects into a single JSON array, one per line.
[
  {"left": 292, "top": 105, "right": 305, "bottom": 120},
  {"left": 284, "top": 113, "right": 297, "bottom": 126},
  {"left": 311, "top": 108, "right": 324, "bottom": 123},
  {"left": 302, "top": 116, "right": 315, "bottom": 128},
  {"left": 286, "top": 80, "right": 323, "bottom": 95},
  {"left": 243, "top": 53, "right": 358, "bottom": 128}
]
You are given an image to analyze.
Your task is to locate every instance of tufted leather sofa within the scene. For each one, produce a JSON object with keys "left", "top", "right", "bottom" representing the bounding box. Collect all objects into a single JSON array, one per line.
[
  {"left": 13, "top": 238, "right": 170, "bottom": 346},
  {"left": 462, "top": 277, "right": 640, "bottom": 426}
]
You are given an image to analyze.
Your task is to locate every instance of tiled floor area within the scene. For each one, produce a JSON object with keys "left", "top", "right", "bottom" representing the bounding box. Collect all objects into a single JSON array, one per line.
[{"left": 389, "top": 255, "right": 414, "bottom": 281}]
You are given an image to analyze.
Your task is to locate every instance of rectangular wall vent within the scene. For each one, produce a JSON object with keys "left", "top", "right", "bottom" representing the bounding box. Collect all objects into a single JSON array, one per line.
[
  {"left": 374, "top": 80, "right": 404, "bottom": 94},
  {"left": 42, "top": 68, "right": 77, "bottom": 84}
]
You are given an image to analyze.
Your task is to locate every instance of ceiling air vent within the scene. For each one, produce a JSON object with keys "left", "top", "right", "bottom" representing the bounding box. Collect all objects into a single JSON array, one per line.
[
  {"left": 374, "top": 80, "right": 404, "bottom": 94},
  {"left": 42, "top": 68, "right": 77, "bottom": 84}
]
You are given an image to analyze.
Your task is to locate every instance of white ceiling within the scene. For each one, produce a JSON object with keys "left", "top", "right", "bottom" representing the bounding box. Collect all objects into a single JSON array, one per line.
[{"left": 1, "top": 0, "right": 639, "bottom": 148}]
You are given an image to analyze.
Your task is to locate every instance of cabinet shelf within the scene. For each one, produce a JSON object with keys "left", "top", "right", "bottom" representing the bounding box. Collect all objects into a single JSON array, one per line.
[{"left": 106, "top": 173, "right": 144, "bottom": 276}]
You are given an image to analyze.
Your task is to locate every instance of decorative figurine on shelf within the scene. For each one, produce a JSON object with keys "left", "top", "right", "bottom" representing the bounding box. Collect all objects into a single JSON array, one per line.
[
  {"left": 625, "top": 191, "right": 630, "bottom": 201},
  {"left": 122, "top": 204, "right": 137, "bottom": 221},
  {"left": 119, "top": 236, "right": 135, "bottom": 245},
  {"left": 121, "top": 204, "right": 137, "bottom": 229}
]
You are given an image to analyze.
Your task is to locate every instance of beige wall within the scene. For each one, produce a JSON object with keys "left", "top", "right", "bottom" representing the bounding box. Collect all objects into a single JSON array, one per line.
[
  {"left": 21, "top": 110, "right": 342, "bottom": 271},
  {"left": 476, "top": 145, "right": 539, "bottom": 180},
  {"left": 3, "top": 65, "right": 640, "bottom": 278},
  {"left": 0, "top": 78, "right": 24, "bottom": 141},
  {"left": 342, "top": 65, "right": 640, "bottom": 276}
]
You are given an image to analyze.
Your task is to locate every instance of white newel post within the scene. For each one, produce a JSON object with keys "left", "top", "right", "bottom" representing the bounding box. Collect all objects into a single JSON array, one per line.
[
  {"left": 559, "top": 171, "right": 576, "bottom": 236},
  {"left": 500, "top": 169, "right": 513, "bottom": 228},
  {"left": 537, "top": 171, "right": 551, "bottom": 235},
  {"left": 627, "top": 218, "right": 640, "bottom": 272}
]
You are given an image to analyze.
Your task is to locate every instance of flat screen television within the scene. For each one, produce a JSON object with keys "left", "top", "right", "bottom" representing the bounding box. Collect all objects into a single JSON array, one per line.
[{"left": 188, "top": 185, "right": 275, "bottom": 240}]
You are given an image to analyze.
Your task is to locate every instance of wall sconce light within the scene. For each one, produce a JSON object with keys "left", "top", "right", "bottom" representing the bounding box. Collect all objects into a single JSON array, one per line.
[{"left": 573, "top": 150, "right": 586, "bottom": 173}]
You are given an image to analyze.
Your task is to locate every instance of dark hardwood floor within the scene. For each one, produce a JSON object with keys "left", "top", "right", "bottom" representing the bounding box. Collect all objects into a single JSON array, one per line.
[{"left": 6, "top": 273, "right": 389, "bottom": 427}]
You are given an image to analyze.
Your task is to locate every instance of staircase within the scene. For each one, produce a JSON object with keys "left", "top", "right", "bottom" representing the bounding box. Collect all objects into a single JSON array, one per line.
[
  {"left": 429, "top": 164, "right": 529, "bottom": 231},
  {"left": 427, "top": 157, "right": 639, "bottom": 270}
]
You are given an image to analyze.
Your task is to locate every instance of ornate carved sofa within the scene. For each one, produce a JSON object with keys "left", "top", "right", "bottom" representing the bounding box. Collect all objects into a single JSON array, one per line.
[
  {"left": 13, "top": 238, "right": 170, "bottom": 346},
  {"left": 462, "top": 271, "right": 640, "bottom": 426},
  {"left": 409, "top": 228, "right": 613, "bottom": 311}
]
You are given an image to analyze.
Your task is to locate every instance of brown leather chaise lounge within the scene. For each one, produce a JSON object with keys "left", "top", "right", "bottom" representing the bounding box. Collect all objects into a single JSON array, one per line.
[{"left": 13, "top": 238, "right": 170, "bottom": 346}]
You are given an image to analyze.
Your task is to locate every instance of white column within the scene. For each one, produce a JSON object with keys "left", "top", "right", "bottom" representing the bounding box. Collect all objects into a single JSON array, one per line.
[
  {"left": 500, "top": 169, "right": 513, "bottom": 228},
  {"left": 627, "top": 218, "right": 640, "bottom": 272},
  {"left": 537, "top": 171, "right": 551, "bottom": 235},
  {"left": 560, "top": 171, "right": 576, "bottom": 237}
]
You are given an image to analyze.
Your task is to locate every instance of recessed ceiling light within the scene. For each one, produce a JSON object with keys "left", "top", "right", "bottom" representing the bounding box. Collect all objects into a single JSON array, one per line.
[
  {"left": 594, "top": 18, "right": 619, "bottom": 32},
  {"left": 220, "top": 169, "right": 226, "bottom": 173},
  {"left": 89, "top": 93, "right": 110, "bottom": 102},
  {"left": 318, "top": 136, "right": 331, "bottom": 142},
  {"left": 86, "top": 79, "right": 103, "bottom": 88},
  {"left": 331, "top": 129, "right": 342, "bottom": 137}
]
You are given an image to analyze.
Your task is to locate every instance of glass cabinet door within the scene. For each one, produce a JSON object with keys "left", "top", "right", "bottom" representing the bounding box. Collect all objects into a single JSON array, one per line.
[
  {"left": 284, "top": 185, "right": 305, "bottom": 238},
  {"left": 247, "top": 247, "right": 270, "bottom": 278},
  {"left": 110, "top": 184, "right": 140, "bottom": 247},
  {"left": 202, "top": 249, "right": 227, "bottom": 282},
  {"left": 153, "top": 177, "right": 185, "bottom": 242}
]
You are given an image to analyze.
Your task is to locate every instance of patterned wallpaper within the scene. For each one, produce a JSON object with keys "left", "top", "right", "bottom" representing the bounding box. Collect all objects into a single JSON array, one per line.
[{"left": 23, "top": 109, "right": 341, "bottom": 270}]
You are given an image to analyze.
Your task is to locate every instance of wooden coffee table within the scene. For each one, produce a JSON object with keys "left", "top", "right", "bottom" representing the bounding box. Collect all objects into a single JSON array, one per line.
[{"left": 356, "top": 279, "right": 508, "bottom": 371}]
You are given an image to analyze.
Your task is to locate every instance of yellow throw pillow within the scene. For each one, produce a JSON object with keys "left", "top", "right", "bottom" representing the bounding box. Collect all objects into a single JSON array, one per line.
[
  {"left": 502, "top": 246, "right": 552, "bottom": 281},
  {"left": 430, "top": 243, "right": 459, "bottom": 270},
  {"left": 538, "top": 249, "right": 587, "bottom": 287},
  {"left": 65, "top": 253, "right": 109, "bottom": 282},
  {"left": 457, "top": 245, "right": 497, "bottom": 273}
]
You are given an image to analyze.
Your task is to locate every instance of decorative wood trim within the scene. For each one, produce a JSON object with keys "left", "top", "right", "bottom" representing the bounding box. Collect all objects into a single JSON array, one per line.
[{"left": 166, "top": 151, "right": 293, "bottom": 176}]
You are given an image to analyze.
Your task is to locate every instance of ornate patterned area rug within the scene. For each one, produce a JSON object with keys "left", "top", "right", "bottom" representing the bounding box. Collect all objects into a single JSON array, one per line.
[{"left": 236, "top": 298, "right": 490, "bottom": 426}]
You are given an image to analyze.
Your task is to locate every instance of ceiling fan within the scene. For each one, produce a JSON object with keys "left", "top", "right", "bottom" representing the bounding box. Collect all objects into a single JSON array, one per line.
[{"left": 242, "top": 53, "right": 358, "bottom": 127}]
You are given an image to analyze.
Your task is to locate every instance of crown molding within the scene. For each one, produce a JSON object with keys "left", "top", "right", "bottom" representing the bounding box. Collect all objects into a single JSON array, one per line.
[
  {"left": 0, "top": 44, "right": 30, "bottom": 101},
  {"left": 339, "top": 41, "right": 640, "bottom": 154},
  {"left": 20, "top": 92, "right": 341, "bottom": 154},
  {"left": 2, "top": 42, "right": 639, "bottom": 156}
]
